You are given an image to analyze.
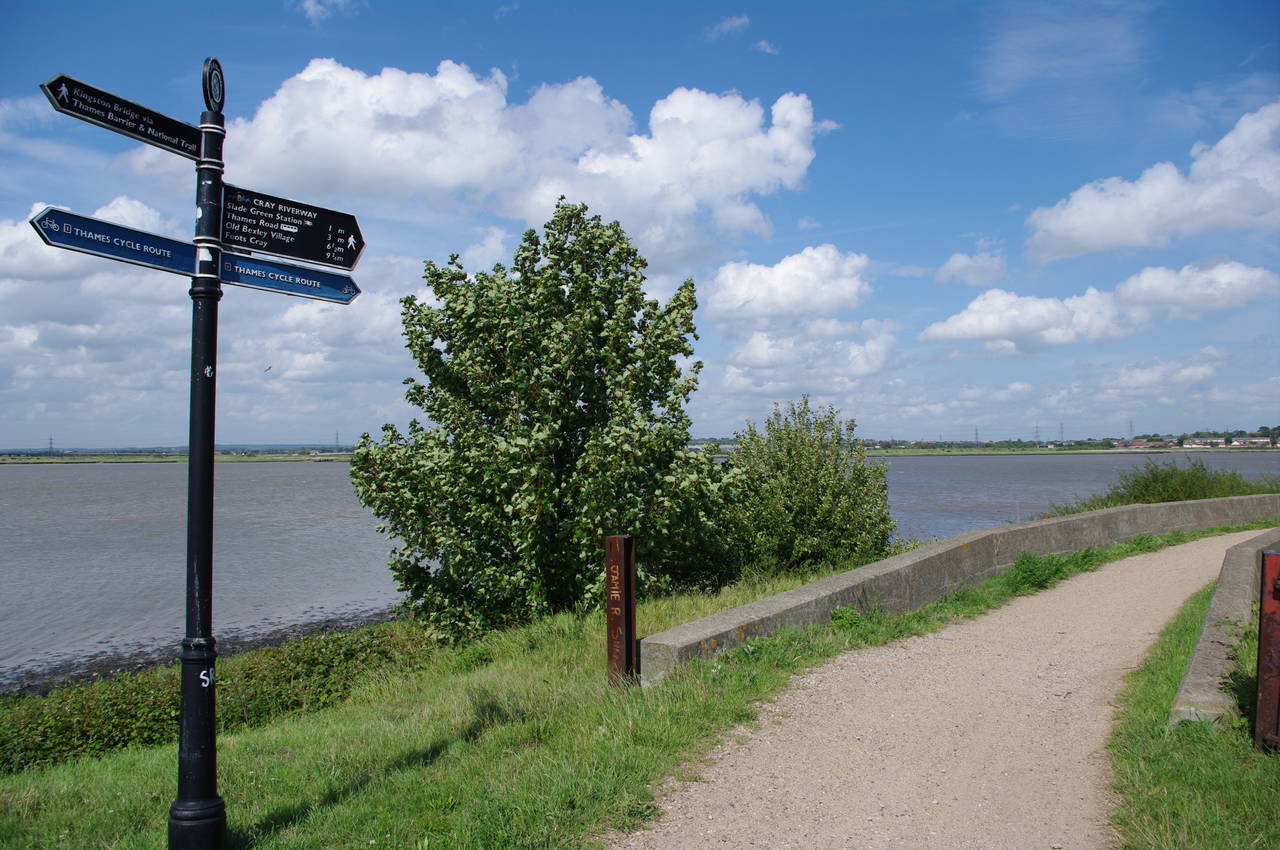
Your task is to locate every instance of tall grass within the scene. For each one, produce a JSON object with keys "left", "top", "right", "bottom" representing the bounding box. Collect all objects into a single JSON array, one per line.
[{"left": 1051, "top": 458, "right": 1280, "bottom": 515}]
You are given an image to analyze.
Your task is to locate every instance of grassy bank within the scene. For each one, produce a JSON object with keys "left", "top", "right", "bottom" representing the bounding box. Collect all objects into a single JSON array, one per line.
[
  {"left": 3, "top": 520, "right": 1274, "bottom": 848},
  {"left": 0, "top": 553, "right": 894, "bottom": 775},
  {"left": 1109, "top": 586, "right": 1279, "bottom": 849},
  {"left": 1051, "top": 457, "right": 1280, "bottom": 514},
  {"left": 0, "top": 620, "right": 434, "bottom": 774}
]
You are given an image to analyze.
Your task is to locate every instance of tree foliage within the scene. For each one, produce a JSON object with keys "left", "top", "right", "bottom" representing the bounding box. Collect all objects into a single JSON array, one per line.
[
  {"left": 351, "top": 202, "right": 727, "bottom": 639},
  {"left": 724, "top": 396, "right": 894, "bottom": 572}
]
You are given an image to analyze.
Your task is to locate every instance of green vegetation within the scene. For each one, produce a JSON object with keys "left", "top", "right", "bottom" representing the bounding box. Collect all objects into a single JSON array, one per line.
[
  {"left": 724, "top": 396, "right": 893, "bottom": 573},
  {"left": 0, "top": 619, "right": 432, "bottom": 774},
  {"left": 7, "top": 235, "right": 1277, "bottom": 842},
  {"left": 351, "top": 203, "right": 897, "bottom": 640},
  {"left": 352, "top": 202, "right": 729, "bottom": 640},
  {"left": 1108, "top": 587, "right": 1279, "bottom": 849},
  {"left": 1051, "top": 458, "right": 1280, "bottom": 515},
  {"left": 4, "top": 521, "right": 1275, "bottom": 848}
]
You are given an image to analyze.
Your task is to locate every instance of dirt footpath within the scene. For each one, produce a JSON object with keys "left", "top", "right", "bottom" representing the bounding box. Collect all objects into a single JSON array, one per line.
[{"left": 606, "top": 530, "right": 1262, "bottom": 850}]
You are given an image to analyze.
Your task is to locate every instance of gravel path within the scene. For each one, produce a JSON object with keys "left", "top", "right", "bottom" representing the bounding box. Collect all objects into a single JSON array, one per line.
[{"left": 606, "top": 530, "right": 1261, "bottom": 850}]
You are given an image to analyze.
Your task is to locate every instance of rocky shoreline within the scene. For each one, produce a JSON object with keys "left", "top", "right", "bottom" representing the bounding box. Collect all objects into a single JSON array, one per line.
[{"left": 1, "top": 607, "right": 399, "bottom": 697}]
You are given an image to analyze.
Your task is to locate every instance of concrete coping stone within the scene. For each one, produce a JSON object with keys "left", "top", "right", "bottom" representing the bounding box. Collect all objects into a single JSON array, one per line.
[
  {"left": 1169, "top": 527, "right": 1280, "bottom": 725},
  {"left": 640, "top": 494, "right": 1280, "bottom": 686}
]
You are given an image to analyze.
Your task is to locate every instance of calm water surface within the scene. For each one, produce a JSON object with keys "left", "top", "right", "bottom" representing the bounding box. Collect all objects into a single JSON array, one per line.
[
  {"left": 882, "top": 451, "right": 1279, "bottom": 541},
  {"left": 1, "top": 461, "right": 398, "bottom": 686},
  {"left": 2, "top": 451, "right": 1277, "bottom": 686}
]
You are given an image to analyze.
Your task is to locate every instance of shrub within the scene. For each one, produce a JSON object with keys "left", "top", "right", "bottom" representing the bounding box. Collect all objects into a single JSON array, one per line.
[
  {"left": 723, "top": 397, "right": 895, "bottom": 573},
  {"left": 1053, "top": 458, "right": 1280, "bottom": 514},
  {"left": 352, "top": 201, "right": 729, "bottom": 641},
  {"left": 0, "top": 619, "right": 436, "bottom": 774}
]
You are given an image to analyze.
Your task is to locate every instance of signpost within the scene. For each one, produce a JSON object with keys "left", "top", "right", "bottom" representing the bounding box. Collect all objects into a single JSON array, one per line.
[
  {"left": 220, "top": 252, "right": 360, "bottom": 304},
  {"left": 40, "top": 74, "right": 200, "bottom": 160},
  {"left": 222, "top": 184, "right": 364, "bottom": 270},
  {"left": 31, "top": 207, "right": 195, "bottom": 276},
  {"left": 29, "top": 207, "right": 361, "bottom": 305},
  {"left": 34, "top": 59, "right": 363, "bottom": 850}
]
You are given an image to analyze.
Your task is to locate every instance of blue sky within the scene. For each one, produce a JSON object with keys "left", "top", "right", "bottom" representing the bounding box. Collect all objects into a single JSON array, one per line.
[{"left": 1, "top": 1, "right": 1277, "bottom": 448}]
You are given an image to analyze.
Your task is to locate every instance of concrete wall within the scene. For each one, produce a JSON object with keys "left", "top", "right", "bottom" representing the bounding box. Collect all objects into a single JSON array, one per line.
[
  {"left": 640, "top": 494, "right": 1280, "bottom": 685},
  {"left": 1170, "top": 527, "right": 1280, "bottom": 724}
]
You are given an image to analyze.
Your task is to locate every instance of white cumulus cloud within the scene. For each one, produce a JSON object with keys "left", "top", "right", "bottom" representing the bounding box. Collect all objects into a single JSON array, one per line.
[
  {"left": 1115, "top": 259, "right": 1280, "bottom": 320},
  {"left": 708, "top": 244, "right": 871, "bottom": 318},
  {"left": 721, "top": 320, "right": 896, "bottom": 395},
  {"left": 1026, "top": 101, "right": 1280, "bottom": 262},
  {"left": 920, "top": 258, "right": 1279, "bottom": 353},
  {"left": 127, "top": 59, "right": 828, "bottom": 273},
  {"left": 703, "top": 244, "right": 895, "bottom": 404}
]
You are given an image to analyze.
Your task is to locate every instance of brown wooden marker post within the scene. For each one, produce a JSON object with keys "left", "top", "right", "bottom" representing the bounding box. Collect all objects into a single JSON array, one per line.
[
  {"left": 1256, "top": 550, "right": 1280, "bottom": 751},
  {"left": 605, "top": 535, "right": 638, "bottom": 684}
]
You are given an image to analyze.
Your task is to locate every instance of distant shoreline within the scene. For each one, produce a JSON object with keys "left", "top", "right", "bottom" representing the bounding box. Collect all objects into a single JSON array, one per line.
[
  {"left": 864, "top": 447, "right": 1279, "bottom": 457},
  {"left": 0, "top": 453, "right": 355, "bottom": 464},
  {"left": 3, "top": 447, "right": 1277, "bottom": 464}
]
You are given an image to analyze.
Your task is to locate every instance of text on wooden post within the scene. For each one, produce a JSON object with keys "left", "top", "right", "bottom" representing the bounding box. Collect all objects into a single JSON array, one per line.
[{"left": 605, "top": 534, "right": 638, "bottom": 684}]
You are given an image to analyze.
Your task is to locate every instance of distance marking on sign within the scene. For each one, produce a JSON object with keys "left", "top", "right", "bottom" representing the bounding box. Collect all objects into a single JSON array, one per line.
[{"left": 222, "top": 184, "right": 363, "bottom": 270}]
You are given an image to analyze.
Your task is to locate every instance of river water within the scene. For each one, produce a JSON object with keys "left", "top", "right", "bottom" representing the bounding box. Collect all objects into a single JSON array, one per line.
[{"left": 2, "top": 451, "right": 1277, "bottom": 688}]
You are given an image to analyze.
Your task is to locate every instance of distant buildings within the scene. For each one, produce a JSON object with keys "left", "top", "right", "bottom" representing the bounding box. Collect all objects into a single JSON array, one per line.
[{"left": 1182, "top": 436, "right": 1275, "bottom": 448}]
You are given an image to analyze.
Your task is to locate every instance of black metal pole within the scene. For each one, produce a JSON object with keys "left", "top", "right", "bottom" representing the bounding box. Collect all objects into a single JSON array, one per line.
[{"left": 169, "top": 58, "right": 227, "bottom": 850}]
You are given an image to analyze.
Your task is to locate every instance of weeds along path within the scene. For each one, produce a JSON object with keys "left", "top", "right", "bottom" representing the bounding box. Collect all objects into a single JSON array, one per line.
[{"left": 606, "top": 530, "right": 1263, "bottom": 850}]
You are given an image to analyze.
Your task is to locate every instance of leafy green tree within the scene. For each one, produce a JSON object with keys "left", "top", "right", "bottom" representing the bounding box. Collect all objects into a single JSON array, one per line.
[
  {"left": 351, "top": 202, "right": 727, "bottom": 639},
  {"left": 723, "top": 396, "right": 895, "bottom": 573}
]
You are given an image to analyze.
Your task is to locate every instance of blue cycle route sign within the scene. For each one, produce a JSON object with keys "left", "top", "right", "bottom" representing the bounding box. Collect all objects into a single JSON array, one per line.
[
  {"left": 219, "top": 252, "right": 361, "bottom": 304},
  {"left": 30, "top": 207, "right": 196, "bottom": 275},
  {"left": 30, "top": 207, "right": 360, "bottom": 304}
]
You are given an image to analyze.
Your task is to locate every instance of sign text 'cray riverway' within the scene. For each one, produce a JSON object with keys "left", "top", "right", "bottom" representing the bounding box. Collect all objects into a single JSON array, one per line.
[{"left": 222, "top": 184, "right": 363, "bottom": 271}]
